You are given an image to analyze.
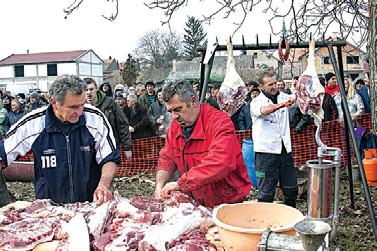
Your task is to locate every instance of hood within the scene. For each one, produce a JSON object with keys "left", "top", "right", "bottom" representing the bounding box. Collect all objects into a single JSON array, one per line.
[
  {"left": 353, "top": 76, "right": 365, "bottom": 89},
  {"left": 99, "top": 83, "right": 113, "bottom": 97}
]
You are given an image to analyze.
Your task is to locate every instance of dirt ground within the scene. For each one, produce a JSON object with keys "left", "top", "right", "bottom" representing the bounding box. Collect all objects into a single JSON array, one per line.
[{"left": 5, "top": 170, "right": 377, "bottom": 250}]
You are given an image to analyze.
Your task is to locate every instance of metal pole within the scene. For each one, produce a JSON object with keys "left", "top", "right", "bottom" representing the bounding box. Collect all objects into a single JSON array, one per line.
[
  {"left": 336, "top": 45, "right": 355, "bottom": 209},
  {"left": 200, "top": 52, "right": 216, "bottom": 103},
  {"left": 328, "top": 44, "right": 377, "bottom": 239}
]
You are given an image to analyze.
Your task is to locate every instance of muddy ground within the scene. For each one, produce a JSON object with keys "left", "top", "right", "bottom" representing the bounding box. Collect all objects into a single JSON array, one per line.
[{"left": 5, "top": 170, "right": 377, "bottom": 250}]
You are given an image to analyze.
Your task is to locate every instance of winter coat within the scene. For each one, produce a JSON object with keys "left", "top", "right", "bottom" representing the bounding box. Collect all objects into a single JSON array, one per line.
[
  {"left": 95, "top": 91, "right": 132, "bottom": 151},
  {"left": 139, "top": 91, "right": 157, "bottom": 110},
  {"left": 3, "top": 109, "right": 25, "bottom": 135},
  {"left": 354, "top": 77, "right": 371, "bottom": 113},
  {"left": 334, "top": 92, "right": 364, "bottom": 119},
  {"left": 322, "top": 93, "right": 338, "bottom": 122},
  {"left": 157, "top": 104, "right": 251, "bottom": 208},
  {"left": 147, "top": 101, "right": 169, "bottom": 136},
  {"left": 124, "top": 102, "right": 154, "bottom": 139},
  {"left": 0, "top": 105, "right": 120, "bottom": 203},
  {"left": 237, "top": 102, "right": 252, "bottom": 130}
]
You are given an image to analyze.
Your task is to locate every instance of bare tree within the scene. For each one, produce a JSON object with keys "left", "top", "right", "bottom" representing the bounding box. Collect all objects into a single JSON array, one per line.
[
  {"left": 145, "top": 0, "right": 368, "bottom": 47},
  {"left": 133, "top": 29, "right": 182, "bottom": 69},
  {"left": 368, "top": 2, "right": 376, "bottom": 131}
]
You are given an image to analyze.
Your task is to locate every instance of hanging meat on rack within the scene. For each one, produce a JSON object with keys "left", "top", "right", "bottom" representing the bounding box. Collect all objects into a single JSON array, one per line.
[
  {"left": 295, "top": 38, "right": 325, "bottom": 120},
  {"left": 216, "top": 39, "right": 247, "bottom": 116}
]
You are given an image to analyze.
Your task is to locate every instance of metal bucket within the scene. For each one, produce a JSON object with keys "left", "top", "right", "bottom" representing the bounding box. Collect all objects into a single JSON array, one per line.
[{"left": 306, "top": 159, "right": 334, "bottom": 219}]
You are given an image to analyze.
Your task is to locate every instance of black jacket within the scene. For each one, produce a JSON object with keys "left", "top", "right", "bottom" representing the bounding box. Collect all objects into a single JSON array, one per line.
[
  {"left": 124, "top": 103, "right": 154, "bottom": 139},
  {"left": 96, "top": 91, "right": 132, "bottom": 150},
  {"left": 237, "top": 102, "right": 252, "bottom": 130}
]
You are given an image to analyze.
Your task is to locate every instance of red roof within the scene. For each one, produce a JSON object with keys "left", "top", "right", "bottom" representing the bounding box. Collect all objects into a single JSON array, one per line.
[{"left": 0, "top": 50, "right": 88, "bottom": 66}]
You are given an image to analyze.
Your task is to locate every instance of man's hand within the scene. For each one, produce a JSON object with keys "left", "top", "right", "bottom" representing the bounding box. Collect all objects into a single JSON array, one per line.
[
  {"left": 158, "top": 125, "right": 165, "bottom": 132},
  {"left": 124, "top": 150, "right": 132, "bottom": 160},
  {"left": 129, "top": 126, "right": 135, "bottom": 133},
  {"left": 160, "top": 182, "right": 180, "bottom": 198},
  {"left": 156, "top": 116, "right": 164, "bottom": 124},
  {"left": 93, "top": 187, "right": 112, "bottom": 206}
]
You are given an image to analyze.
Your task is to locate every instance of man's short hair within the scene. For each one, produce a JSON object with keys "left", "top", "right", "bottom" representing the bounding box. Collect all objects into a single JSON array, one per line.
[
  {"left": 258, "top": 71, "right": 276, "bottom": 85},
  {"left": 162, "top": 81, "right": 196, "bottom": 105},
  {"left": 49, "top": 75, "right": 86, "bottom": 105},
  {"left": 83, "top": 77, "right": 98, "bottom": 88}
]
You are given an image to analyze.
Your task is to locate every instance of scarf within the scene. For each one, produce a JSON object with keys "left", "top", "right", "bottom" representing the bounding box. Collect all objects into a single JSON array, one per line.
[{"left": 325, "top": 85, "right": 340, "bottom": 96}]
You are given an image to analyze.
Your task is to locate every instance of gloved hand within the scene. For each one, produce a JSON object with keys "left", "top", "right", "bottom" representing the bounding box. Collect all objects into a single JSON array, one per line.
[
  {"left": 93, "top": 187, "right": 112, "bottom": 206},
  {"left": 124, "top": 150, "right": 132, "bottom": 160}
]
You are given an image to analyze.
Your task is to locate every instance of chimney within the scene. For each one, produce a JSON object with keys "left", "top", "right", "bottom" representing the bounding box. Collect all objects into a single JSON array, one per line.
[
  {"left": 172, "top": 59, "right": 177, "bottom": 73},
  {"left": 109, "top": 56, "right": 112, "bottom": 59},
  {"left": 26, "top": 49, "right": 30, "bottom": 54}
]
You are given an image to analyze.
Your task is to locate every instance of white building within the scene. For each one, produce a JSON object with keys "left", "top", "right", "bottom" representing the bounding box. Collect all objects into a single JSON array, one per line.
[{"left": 0, "top": 50, "right": 103, "bottom": 95}]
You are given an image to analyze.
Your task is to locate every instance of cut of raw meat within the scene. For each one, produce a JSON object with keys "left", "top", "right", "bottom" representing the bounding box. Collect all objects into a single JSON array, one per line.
[
  {"left": 167, "top": 227, "right": 217, "bottom": 251},
  {"left": 0, "top": 217, "right": 62, "bottom": 250},
  {"left": 216, "top": 39, "right": 247, "bottom": 117},
  {"left": 295, "top": 38, "right": 325, "bottom": 120},
  {"left": 129, "top": 196, "right": 165, "bottom": 212}
]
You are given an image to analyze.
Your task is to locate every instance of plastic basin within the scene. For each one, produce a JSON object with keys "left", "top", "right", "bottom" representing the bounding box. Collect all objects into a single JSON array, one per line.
[{"left": 213, "top": 202, "right": 304, "bottom": 250}]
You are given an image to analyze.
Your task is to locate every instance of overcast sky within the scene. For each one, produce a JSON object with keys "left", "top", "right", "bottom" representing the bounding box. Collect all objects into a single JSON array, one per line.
[{"left": 0, "top": 0, "right": 301, "bottom": 62}]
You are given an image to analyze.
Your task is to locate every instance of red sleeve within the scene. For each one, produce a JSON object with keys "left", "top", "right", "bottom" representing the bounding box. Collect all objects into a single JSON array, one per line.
[{"left": 177, "top": 115, "right": 238, "bottom": 192}]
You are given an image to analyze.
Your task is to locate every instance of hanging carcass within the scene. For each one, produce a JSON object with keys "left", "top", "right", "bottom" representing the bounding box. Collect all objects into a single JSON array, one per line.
[
  {"left": 216, "top": 39, "right": 247, "bottom": 116},
  {"left": 294, "top": 38, "right": 325, "bottom": 122}
]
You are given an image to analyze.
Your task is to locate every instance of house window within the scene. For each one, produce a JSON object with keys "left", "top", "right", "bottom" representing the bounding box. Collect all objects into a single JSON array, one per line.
[
  {"left": 346, "top": 56, "right": 359, "bottom": 64},
  {"left": 14, "top": 65, "right": 24, "bottom": 77},
  {"left": 323, "top": 57, "right": 331, "bottom": 65},
  {"left": 350, "top": 73, "right": 359, "bottom": 80},
  {"left": 47, "top": 64, "right": 57, "bottom": 76}
]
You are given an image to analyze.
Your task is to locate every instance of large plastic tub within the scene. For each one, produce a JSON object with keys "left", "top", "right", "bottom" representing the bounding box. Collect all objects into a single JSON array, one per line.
[{"left": 213, "top": 202, "right": 304, "bottom": 250}]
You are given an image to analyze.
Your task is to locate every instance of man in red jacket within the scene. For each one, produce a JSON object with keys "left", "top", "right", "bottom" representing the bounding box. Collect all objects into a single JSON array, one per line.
[{"left": 154, "top": 81, "right": 251, "bottom": 208}]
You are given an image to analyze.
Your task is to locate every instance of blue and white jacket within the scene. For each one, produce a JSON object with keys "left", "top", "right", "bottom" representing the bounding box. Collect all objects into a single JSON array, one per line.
[{"left": 0, "top": 104, "right": 120, "bottom": 203}]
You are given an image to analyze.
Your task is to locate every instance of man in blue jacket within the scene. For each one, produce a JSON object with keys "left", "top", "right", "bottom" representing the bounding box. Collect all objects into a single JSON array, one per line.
[{"left": 0, "top": 75, "right": 120, "bottom": 206}]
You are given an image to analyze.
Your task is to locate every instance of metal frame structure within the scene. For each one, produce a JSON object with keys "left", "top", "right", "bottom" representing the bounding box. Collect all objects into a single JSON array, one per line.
[{"left": 197, "top": 39, "right": 377, "bottom": 239}]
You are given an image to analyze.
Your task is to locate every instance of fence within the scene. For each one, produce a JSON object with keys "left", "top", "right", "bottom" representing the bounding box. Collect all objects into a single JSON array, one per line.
[
  {"left": 116, "top": 113, "right": 372, "bottom": 176},
  {"left": 6, "top": 113, "right": 373, "bottom": 178}
]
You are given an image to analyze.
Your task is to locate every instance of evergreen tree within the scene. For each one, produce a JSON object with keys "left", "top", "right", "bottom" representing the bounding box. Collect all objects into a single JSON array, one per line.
[
  {"left": 183, "top": 16, "right": 206, "bottom": 60},
  {"left": 122, "top": 54, "right": 140, "bottom": 86}
]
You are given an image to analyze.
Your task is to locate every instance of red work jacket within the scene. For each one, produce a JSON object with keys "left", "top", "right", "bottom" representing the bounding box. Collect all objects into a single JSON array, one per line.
[{"left": 157, "top": 104, "right": 251, "bottom": 208}]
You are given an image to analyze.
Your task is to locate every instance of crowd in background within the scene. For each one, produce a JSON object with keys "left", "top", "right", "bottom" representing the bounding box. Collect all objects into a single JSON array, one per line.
[{"left": 0, "top": 72, "right": 371, "bottom": 141}]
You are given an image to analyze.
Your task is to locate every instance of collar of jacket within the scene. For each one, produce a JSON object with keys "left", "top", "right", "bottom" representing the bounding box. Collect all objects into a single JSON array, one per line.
[
  {"left": 175, "top": 103, "right": 207, "bottom": 141},
  {"left": 95, "top": 90, "right": 107, "bottom": 107},
  {"left": 45, "top": 104, "right": 86, "bottom": 133}
]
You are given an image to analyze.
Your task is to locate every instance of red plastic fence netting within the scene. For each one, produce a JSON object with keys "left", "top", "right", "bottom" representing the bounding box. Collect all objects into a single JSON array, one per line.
[
  {"left": 116, "top": 113, "right": 372, "bottom": 176},
  {"left": 11, "top": 113, "right": 373, "bottom": 177}
]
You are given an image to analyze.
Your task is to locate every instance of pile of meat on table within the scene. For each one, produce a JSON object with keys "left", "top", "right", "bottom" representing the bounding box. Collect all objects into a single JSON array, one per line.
[{"left": 0, "top": 191, "right": 216, "bottom": 251}]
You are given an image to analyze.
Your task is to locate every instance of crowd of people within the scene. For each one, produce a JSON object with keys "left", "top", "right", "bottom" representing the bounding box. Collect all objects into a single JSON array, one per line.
[{"left": 0, "top": 71, "right": 372, "bottom": 209}]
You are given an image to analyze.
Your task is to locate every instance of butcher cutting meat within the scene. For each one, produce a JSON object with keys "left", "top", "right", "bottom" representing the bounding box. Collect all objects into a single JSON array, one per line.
[
  {"left": 154, "top": 80, "right": 251, "bottom": 208},
  {"left": 0, "top": 74, "right": 120, "bottom": 205}
]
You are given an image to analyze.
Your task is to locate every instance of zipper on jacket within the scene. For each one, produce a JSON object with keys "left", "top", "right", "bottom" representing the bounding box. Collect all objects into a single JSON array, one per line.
[
  {"left": 65, "top": 134, "right": 74, "bottom": 202},
  {"left": 181, "top": 140, "right": 194, "bottom": 199}
]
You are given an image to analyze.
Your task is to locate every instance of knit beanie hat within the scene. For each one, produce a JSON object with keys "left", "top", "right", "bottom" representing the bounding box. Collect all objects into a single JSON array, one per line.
[{"left": 325, "top": 72, "right": 336, "bottom": 82}]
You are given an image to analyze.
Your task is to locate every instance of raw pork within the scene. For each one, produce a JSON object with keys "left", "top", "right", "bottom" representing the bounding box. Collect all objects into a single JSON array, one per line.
[
  {"left": 295, "top": 38, "right": 325, "bottom": 120},
  {"left": 216, "top": 39, "right": 247, "bottom": 116}
]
